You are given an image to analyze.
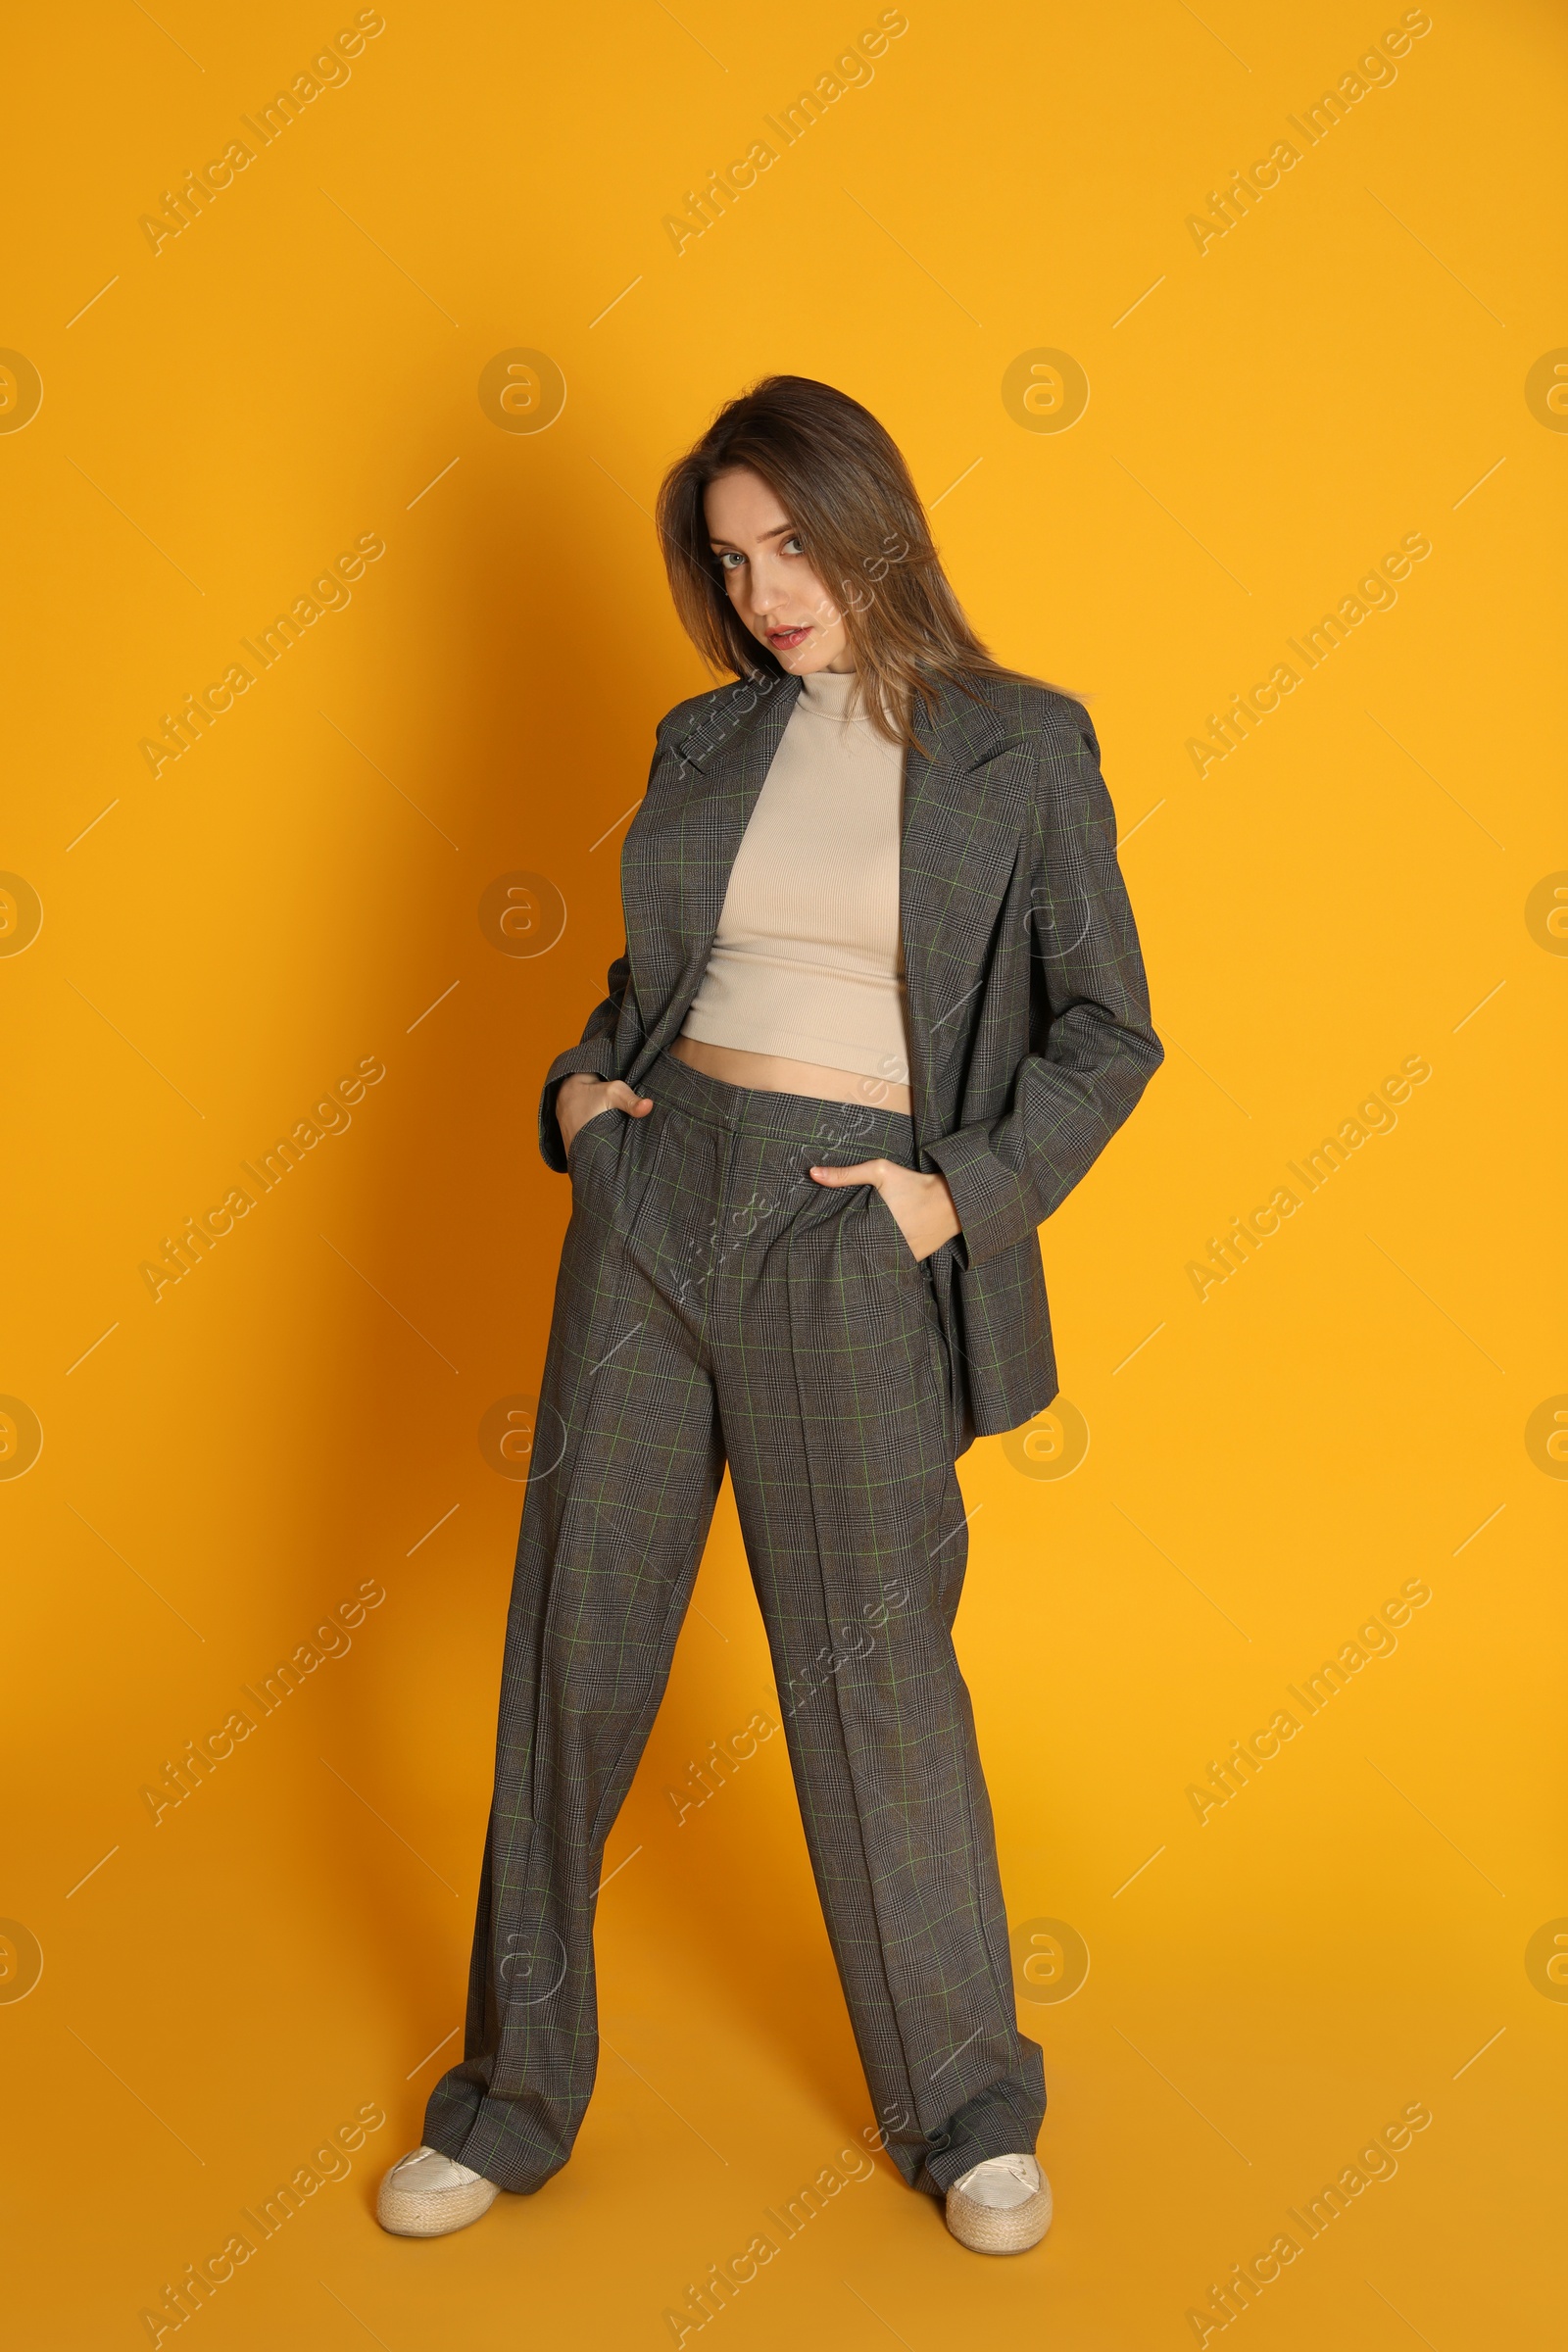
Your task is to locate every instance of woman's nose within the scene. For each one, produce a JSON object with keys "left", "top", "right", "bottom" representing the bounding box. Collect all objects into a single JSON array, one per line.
[{"left": 746, "top": 556, "right": 788, "bottom": 613}]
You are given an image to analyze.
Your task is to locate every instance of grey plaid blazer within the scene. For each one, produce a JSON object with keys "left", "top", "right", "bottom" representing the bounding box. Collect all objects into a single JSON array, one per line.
[{"left": 538, "top": 667, "right": 1162, "bottom": 1454}]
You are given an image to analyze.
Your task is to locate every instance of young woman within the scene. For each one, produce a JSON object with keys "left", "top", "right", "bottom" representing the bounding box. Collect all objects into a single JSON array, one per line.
[{"left": 377, "top": 376, "right": 1161, "bottom": 2255}]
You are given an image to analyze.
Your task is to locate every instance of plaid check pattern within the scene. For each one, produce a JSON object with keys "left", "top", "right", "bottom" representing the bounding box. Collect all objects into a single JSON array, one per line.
[
  {"left": 532, "top": 668, "right": 1162, "bottom": 1453},
  {"left": 424, "top": 1050, "right": 1045, "bottom": 2198}
]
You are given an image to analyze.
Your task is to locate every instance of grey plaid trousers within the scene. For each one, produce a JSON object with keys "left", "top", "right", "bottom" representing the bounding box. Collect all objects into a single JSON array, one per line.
[{"left": 424, "top": 1050, "right": 1045, "bottom": 2197}]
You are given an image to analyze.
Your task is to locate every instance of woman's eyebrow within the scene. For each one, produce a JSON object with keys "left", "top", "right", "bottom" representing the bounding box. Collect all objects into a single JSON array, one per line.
[{"left": 707, "top": 522, "right": 795, "bottom": 549}]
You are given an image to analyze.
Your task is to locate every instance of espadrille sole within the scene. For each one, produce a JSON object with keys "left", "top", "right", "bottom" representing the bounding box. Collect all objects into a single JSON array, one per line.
[
  {"left": 376, "top": 2172, "right": 501, "bottom": 2237},
  {"left": 944, "top": 2178, "right": 1053, "bottom": 2254}
]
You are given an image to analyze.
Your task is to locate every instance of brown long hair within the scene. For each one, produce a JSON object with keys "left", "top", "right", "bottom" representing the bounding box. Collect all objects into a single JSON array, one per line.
[{"left": 656, "top": 374, "right": 1028, "bottom": 748}]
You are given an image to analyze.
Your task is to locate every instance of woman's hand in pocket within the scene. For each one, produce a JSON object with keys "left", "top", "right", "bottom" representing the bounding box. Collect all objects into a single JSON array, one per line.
[
  {"left": 808, "top": 1157, "right": 960, "bottom": 1260},
  {"left": 559, "top": 1074, "right": 652, "bottom": 1159}
]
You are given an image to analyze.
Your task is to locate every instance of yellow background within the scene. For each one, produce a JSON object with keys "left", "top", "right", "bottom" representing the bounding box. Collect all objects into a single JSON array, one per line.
[{"left": 4, "top": 0, "right": 1563, "bottom": 2343}]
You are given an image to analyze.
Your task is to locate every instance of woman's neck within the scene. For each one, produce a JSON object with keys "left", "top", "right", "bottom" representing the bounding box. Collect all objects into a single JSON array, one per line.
[{"left": 798, "top": 665, "right": 861, "bottom": 718}]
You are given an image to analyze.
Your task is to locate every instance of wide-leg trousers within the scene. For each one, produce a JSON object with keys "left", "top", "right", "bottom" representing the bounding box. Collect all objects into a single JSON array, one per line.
[{"left": 423, "top": 1049, "right": 1045, "bottom": 2197}]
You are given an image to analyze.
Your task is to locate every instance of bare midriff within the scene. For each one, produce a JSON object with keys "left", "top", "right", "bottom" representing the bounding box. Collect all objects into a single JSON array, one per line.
[{"left": 666, "top": 1034, "right": 913, "bottom": 1115}]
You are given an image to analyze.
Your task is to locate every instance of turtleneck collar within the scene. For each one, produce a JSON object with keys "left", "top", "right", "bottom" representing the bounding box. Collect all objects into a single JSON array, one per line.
[{"left": 797, "top": 665, "right": 863, "bottom": 720}]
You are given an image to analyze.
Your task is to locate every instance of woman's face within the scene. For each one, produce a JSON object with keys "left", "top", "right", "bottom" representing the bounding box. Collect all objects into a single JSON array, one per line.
[{"left": 704, "top": 466, "right": 852, "bottom": 673}]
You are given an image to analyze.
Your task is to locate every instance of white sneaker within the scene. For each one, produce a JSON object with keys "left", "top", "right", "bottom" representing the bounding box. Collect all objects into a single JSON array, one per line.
[
  {"left": 376, "top": 2144, "right": 501, "bottom": 2237},
  {"left": 945, "top": 2152, "right": 1053, "bottom": 2254}
]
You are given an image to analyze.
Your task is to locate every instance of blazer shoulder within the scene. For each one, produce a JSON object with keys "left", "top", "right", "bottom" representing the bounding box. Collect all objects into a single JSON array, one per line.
[
  {"left": 654, "top": 682, "right": 729, "bottom": 743},
  {"left": 1010, "top": 676, "right": 1099, "bottom": 749},
  {"left": 956, "top": 669, "right": 1099, "bottom": 754},
  {"left": 975, "top": 678, "right": 1115, "bottom": 848},
  {"left": 652, "top": 669, "right": 793, "bottom": 748}
]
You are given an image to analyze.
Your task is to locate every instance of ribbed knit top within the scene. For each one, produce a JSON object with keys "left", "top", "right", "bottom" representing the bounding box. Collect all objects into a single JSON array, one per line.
[{"left": 679, "top": 666, "right": 912, "bottom": 1086}]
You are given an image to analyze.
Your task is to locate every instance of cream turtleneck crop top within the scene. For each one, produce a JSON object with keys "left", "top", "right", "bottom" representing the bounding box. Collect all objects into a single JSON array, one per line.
[{"left": 678, "top": 666, "right": 912, "bottom": 1086}]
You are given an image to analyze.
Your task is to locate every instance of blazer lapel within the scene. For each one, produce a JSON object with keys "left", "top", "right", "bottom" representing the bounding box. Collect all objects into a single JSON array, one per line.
[
  {"left": 625, "top": 669, "right": 803, "bottom": 1067},
  {"left": 900, "top": 679, "right": 1021, "bottom": 1144}
]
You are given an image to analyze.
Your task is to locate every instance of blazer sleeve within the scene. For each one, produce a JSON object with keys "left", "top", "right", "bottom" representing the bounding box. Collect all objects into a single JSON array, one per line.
[
  {"left": 536, "top": 947, "right": 633, "bottom": 1172},
  {"left": 533, "top": 712, "right": 688, "bottom": 1171},
  {"left": 535, "top": 713, "right": 681, "bottom": 1171},
  {"left": 922, "top": 712, "right": 1163, "bottom": 1268}
]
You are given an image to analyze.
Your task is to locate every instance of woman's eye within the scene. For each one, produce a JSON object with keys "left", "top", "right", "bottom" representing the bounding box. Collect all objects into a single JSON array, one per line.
[
  {"left": 715, "top": 550, "right": 744, "bottom": 570},
  {"left": 782, "top": 535, "right": 803, "bottom": 556}
]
